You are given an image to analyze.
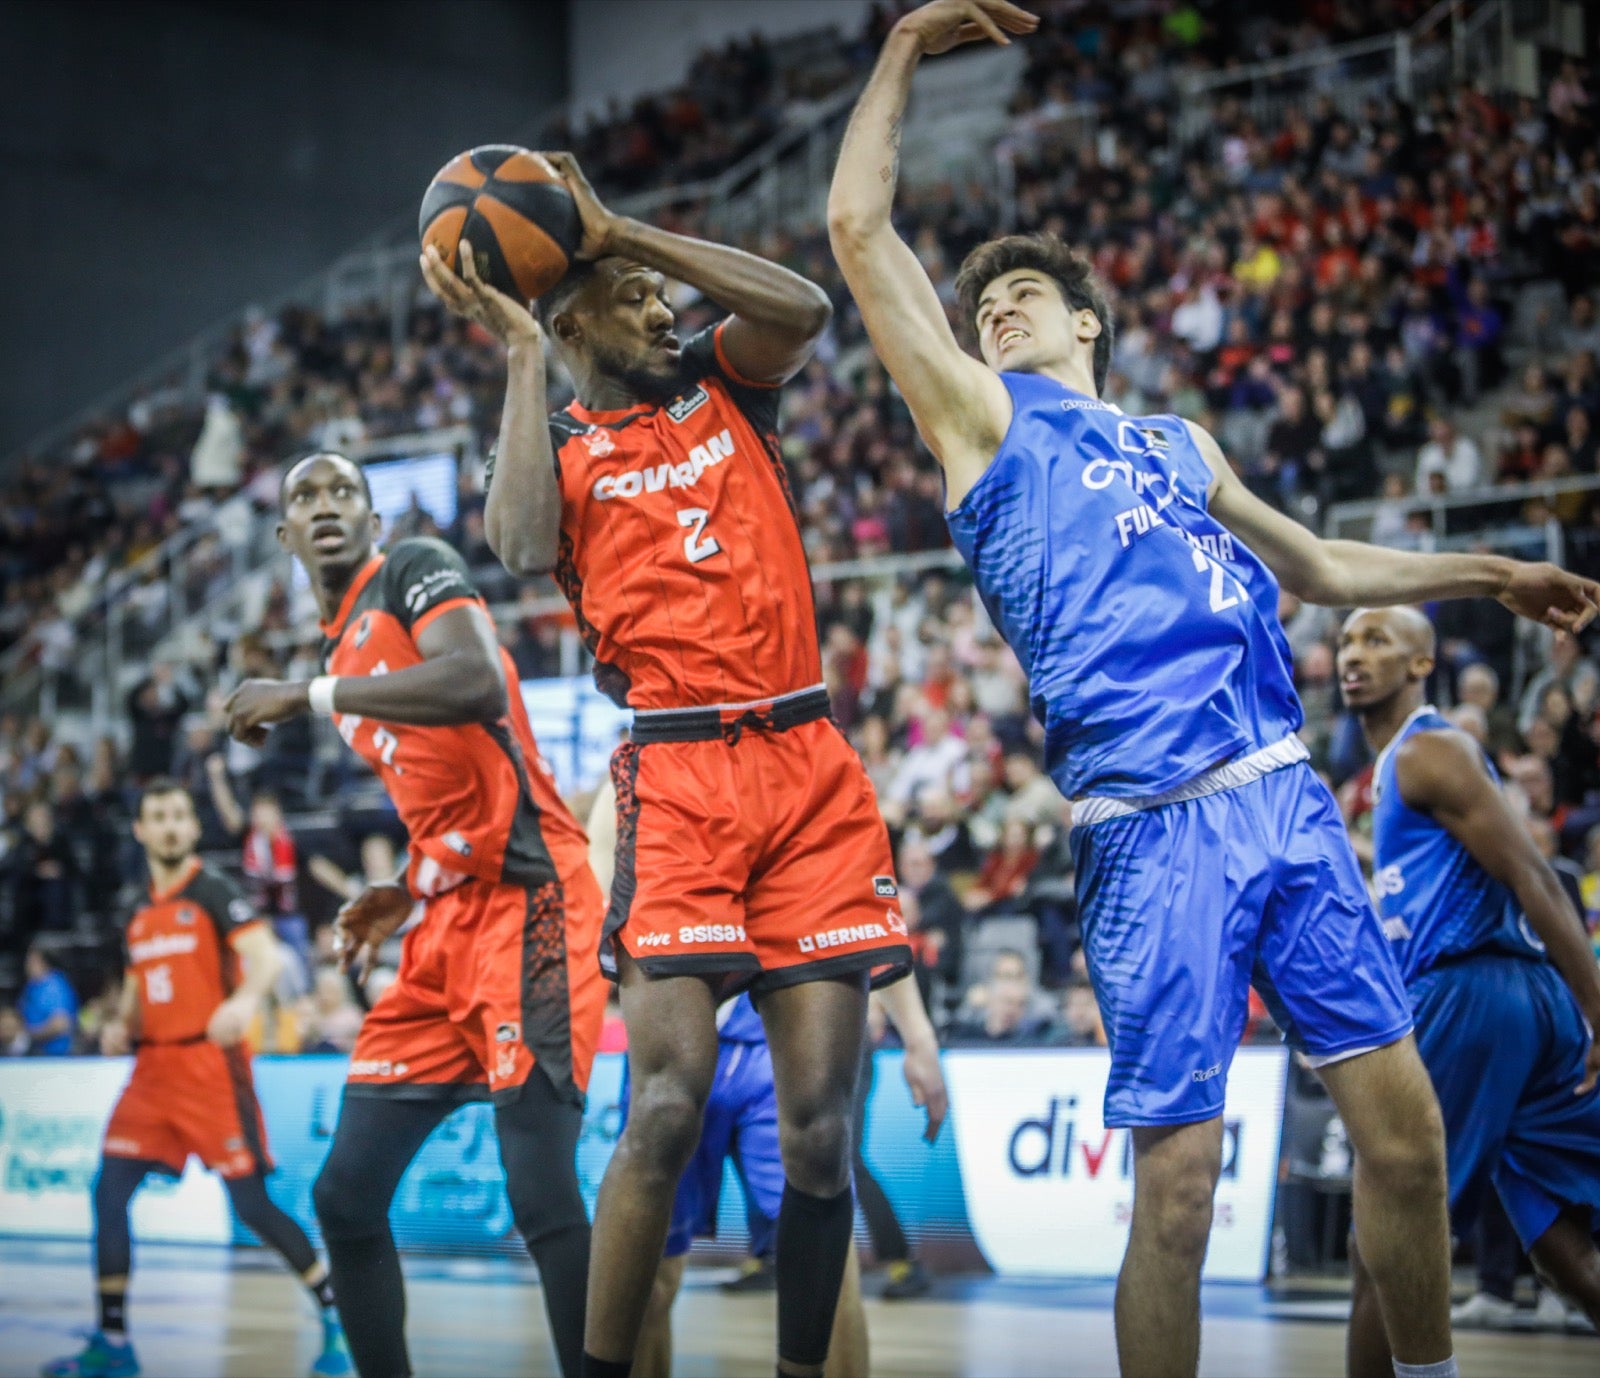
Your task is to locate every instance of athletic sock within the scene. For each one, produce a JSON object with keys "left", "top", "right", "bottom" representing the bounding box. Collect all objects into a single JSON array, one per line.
[
  {"left": 775, "top": 1182, "right": 853, "bottom": 1369},
  {"left": 309, "top": 1273, "right": 338, "bottom": 1314},
  {"left": 581, "top": 1354, "right": 632, "bottom": 1378},
  {"left": 1393, "top": 1359, "right": 1459, "bottom": 1378},
  {"left": 98, "top": 1289, "right": 126, "bottom": 1341}
]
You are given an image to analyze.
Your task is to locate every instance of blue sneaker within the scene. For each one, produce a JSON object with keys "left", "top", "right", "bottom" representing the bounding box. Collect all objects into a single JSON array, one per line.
[
  {"left": 41, "top": 1332, "right": 140, "bottom": 1378},
  {"left": 309, "top": 1315, "right": 352, "bottom": 1377}
]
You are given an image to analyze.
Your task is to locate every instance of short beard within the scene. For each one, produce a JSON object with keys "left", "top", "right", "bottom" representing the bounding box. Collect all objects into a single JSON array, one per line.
[{"left": 591, "top": 339, "right": 689, "bottom": 404}]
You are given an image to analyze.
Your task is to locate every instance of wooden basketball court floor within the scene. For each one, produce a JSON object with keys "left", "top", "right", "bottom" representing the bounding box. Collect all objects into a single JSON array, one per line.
[{"left": 2, "top": 1243, "right": 1595, "bottom": 1377}]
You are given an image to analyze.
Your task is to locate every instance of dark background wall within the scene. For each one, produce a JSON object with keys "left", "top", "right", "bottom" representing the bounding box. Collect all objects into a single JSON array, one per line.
[{"left": 0, "top": 0, "right": 569, "bottom": 453}]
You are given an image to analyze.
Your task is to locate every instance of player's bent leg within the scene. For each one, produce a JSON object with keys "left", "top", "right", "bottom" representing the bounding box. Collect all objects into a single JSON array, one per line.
[
  {"left": 584, "top": 960, "right": 720, "bottom": 1377},
  {"left": 632, "top": 1254, "right": 687, "bottom": 1378},
  {"left": 759, "top": 973, "right": 869, "bottom": 1378},
  {"left": 1528, "top": 1208, "right": 1600, "bottom": 1329},
  {"left": 494, "top": 1069, "right": 591, "bottom": 1378},
  {"left": 1116, "top": 1118, "right": 1223, "bottom": 1378},
  {"left": 1346, "top": 1236, "right": 1394, "bottom": 1378},
  {"left": 312, "top": 1094, "right": 453, "bottom": 1378},
  {"left": 1316, "top": 1037, "right": 1454, "bottom": 1371},
  {"left": 824, "top": 1244, "right": 868, "bottom": 1378},
  {"left": 224, "top": 1173, "right": 349, "bottom": 1376}
]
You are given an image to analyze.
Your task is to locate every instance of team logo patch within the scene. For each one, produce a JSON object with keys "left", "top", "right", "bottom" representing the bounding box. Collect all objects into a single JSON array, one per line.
[
  {"left": 665, "top": 387, "right": 709, "bottom": 423},
  {"left": 1137, "top": 426, "right": 1170, "bottom": 449},
  {"left": 353, "top": 612, "right": 373, "bottom": 648},
  {"left": 583, "top": 428, "right": 616, "bottom": 458},
  {"left": 873, "top": 876, "right": 898, "bottom": 898},
  {"left": 176, "top": 905, "right": 196, "bottom": 926},
  {"left": 495, "top": 1022, "right": 520, "bottom": 1044}
]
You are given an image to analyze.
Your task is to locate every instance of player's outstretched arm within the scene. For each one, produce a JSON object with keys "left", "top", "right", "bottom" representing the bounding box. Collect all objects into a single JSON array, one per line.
[
  {"left": 420, "top": 242, "right": 562, "bottom": 576},
  {"left": 544, "top": 152, "right": 831, "bottom": 386},
  {"left": 224, "top": 604, "right": 509, "bottom": 742},
  {"left": 872, "top": 974, "right": 949, "bottom": 1141},
  {"left": 1191, "top": 422, "right": 1600, "bottom": 633},
  {"left": 1396, "top": 729, "right": 1600, "bottom": 1093},
  {"left": 828, "top": 1, "right": 1030, "bottom": 504}
]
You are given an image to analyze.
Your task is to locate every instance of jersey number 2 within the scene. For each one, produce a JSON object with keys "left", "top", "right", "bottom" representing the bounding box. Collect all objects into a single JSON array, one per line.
[
  {"left": 1191, "top": 547, "right": 1246, "bottom": 613},
  {"left": 677, "top": 508, "right": 721, "bottom": 565}
]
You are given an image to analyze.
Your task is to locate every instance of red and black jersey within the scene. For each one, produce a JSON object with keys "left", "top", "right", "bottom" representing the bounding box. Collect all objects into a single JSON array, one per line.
[
  {"left": 544, "top": 320, "right": 823, "bottom": 709},
  {"left": 319, "top": 537, "right": 588, "bottom": 896},
  {"left": 125, "top": 859, "right": 260, "bottom": 1045}
]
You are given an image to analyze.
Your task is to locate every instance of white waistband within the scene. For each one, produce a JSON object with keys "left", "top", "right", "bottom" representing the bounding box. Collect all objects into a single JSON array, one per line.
[{"left": 1071, "top": 736, "right": 1311, "bottom": 827}]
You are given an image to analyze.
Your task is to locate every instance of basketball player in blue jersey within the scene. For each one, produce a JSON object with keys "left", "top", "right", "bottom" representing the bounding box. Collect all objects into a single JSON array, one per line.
[
  {"left": 1338, "top": 608, "right": 1600, "bottom": 1363},
  {"left": 830, "top": 4, "right": 1600, "bottom": 1375}
]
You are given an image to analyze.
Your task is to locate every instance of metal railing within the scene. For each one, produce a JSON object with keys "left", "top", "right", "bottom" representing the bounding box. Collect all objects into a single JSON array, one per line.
[{"left": 1326, "top": 473, "right": 1600, "bottom": 547}]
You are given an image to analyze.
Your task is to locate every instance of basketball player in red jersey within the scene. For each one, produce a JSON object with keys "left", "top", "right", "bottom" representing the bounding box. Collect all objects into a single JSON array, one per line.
[
  {"left": 421, "top": 154, "right": 927, "bottom": 1378},
  {"left": 45, "top": 779, "right": 349, "bottom": 1378},
  {"left": 223, "top": 454, "right": 606, "bottom": 1378}
]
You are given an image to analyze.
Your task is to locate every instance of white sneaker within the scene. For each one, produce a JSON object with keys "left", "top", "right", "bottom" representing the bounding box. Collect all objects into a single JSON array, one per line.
[
  {"left": 1451, "top": 1291, "right": 1519, "bottom": 1329},
  {"left": 1530, "top": 1290, "right": 1568, "bottom": 1331}
]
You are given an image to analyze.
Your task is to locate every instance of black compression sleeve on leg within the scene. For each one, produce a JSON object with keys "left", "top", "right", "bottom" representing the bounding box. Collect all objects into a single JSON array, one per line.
[
  {"left": 93, "top": 1158, "right": 153, "bottom": 1283},
  {"left": 775, "top": 1182, "right": 854, "bottom": 1368},
  {"left": 226, "top": 1171, "right": 319, "bottom": 1274},
  {"left": 313, "top": 1093, "right": 452, "bottom": 1378},
  {"left": 496, "top": 1069, "right": 592, "bottom": 1378}
]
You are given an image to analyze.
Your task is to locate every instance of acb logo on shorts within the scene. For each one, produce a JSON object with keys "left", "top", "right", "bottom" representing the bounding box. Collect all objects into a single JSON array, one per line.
[
  {"left": 873, "top": 876, "right": 898, "bottom": 898},
  {"left": 495, "top": 1022, "right": 520, "bottom": 1044}
]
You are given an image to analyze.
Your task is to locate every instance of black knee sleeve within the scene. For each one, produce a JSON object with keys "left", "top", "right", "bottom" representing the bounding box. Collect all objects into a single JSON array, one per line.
[{"left": 93, "top": 1158, "right": 153, "bottom": 1281}]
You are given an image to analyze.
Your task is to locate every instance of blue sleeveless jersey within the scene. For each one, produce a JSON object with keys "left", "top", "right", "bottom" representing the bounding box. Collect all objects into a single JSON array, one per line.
[
  {"left": 946, "top": 374, "right": 1302, "bottom": 797},
  {"left": 1371, "top": 706, "right": 1545, "bottom": 983}
]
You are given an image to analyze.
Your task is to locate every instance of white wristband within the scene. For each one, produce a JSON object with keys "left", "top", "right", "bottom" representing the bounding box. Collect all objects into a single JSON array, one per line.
[{"left": 307, "top": 676, "right": 340, "bottom": 716}]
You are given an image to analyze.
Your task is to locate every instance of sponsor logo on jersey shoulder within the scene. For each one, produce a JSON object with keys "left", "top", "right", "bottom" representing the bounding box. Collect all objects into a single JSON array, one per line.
[
  {"left": 404, "top": 567, "right": 470, "bottom": 614},
  {"left": 677, "top": 923, "right": 747, "bottom": 945},
  {"left": 592, "top": 429, "right": 735, "bottom": 502},
  {"left": 798, "top": 922, "right": 890, "bottom": 954},
  {"left": 665, "top": 387, "right": 709, "bottom": 423},
  {"left": 873, "top": 876, "right": 898, "bottom": 898},
  {"left": 353, "top": 612, "right": 373, "bottom": 648},
  {"left": 495, "top": 1022, "right": 520, "bottom": 1044}
]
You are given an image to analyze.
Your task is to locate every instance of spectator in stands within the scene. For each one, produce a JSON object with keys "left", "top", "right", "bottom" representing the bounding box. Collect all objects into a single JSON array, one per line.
[
  {"left": 0, "top": 1004, "right": 27, "bottom": 1055},
  {"left": 1414, "top": 416, "right": 1483, "bottom": 495},
  {"left": 20, "top": 942, "right": 78, "bottom": 1054},
  {"left": 210, "top": 778, "right": 310, "bottom": 985},
  {"left": 901, "top": 787, "right": 981, "bottom": 875},
  {"left": 1517, "top": 631, "right": 1600, "bottom": 734},
  {"left": 1056, "top": 978, "right": 1106, "bottom": 1048},
  {"left": 1527, "top": 816, "right": 1586, "bottom": 923},
  {"left": 1456, "top": 662, "right": 1523, "bottom": 762},
  {"left": 125, "top": 663, "right": 193, "bottom": 783},
  {"left": 887, "top": 708, "right": 969, "bottom": 818},
  {"left": 963, "top": 816, "right": 1038, "bottom": 915},
  {"left": 299, "top": 967, "right": 364, "bottom": 1055},
  {"left": 1000, "top": 751, "right": 1065, "bottom": 831},
  {"left": 947, "top": 949, "right": 1055, "bottom": 1046},
  {"left": 896, "top": 838, "right": 964, "bottom": 1019},
  {"left": 1, "top": 800, "right": 82, "bottom": 941}
]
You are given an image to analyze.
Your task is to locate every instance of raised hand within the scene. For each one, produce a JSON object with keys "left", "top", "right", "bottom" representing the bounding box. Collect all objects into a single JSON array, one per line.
[
  {"left": 893, "top": 0, "right": 1039, "bottom": 56},
  {"left": 541, "top": 152, "right": 621, "bottom": 261},
  {"left": 1496, "top": 563, "right": 1600, "bottom": 634},
  {"left": 420, "top": 241, "right": 543, "bottom": 346}
]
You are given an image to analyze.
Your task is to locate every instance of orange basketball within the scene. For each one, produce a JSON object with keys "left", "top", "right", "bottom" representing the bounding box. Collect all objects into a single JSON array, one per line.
[{"left": 418, "top": 146, "right": 581, "bottom": 303}]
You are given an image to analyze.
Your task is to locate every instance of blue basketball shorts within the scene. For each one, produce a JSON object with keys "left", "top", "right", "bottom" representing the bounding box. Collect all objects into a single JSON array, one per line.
[
  {"left": 1412, "top": 951, "right": 1600, "bottom": 1248},
  {"left": 1071, "top": 758, "right": 1413, "bottom": 1127}
]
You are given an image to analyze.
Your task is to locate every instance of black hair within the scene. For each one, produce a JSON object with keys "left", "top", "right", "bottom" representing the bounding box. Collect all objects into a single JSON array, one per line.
[
  {"left": 137, "top": 776, "right": 194, "bottom": 815},
  {"left": 955, "top": 233, "right": 1115, "bottom": 394},
  {"left": 534, "top": 261, "right": 600, "bottom": 334},
  {"left": 278, "top": 452, "right": 373, "bottom": 511}
]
